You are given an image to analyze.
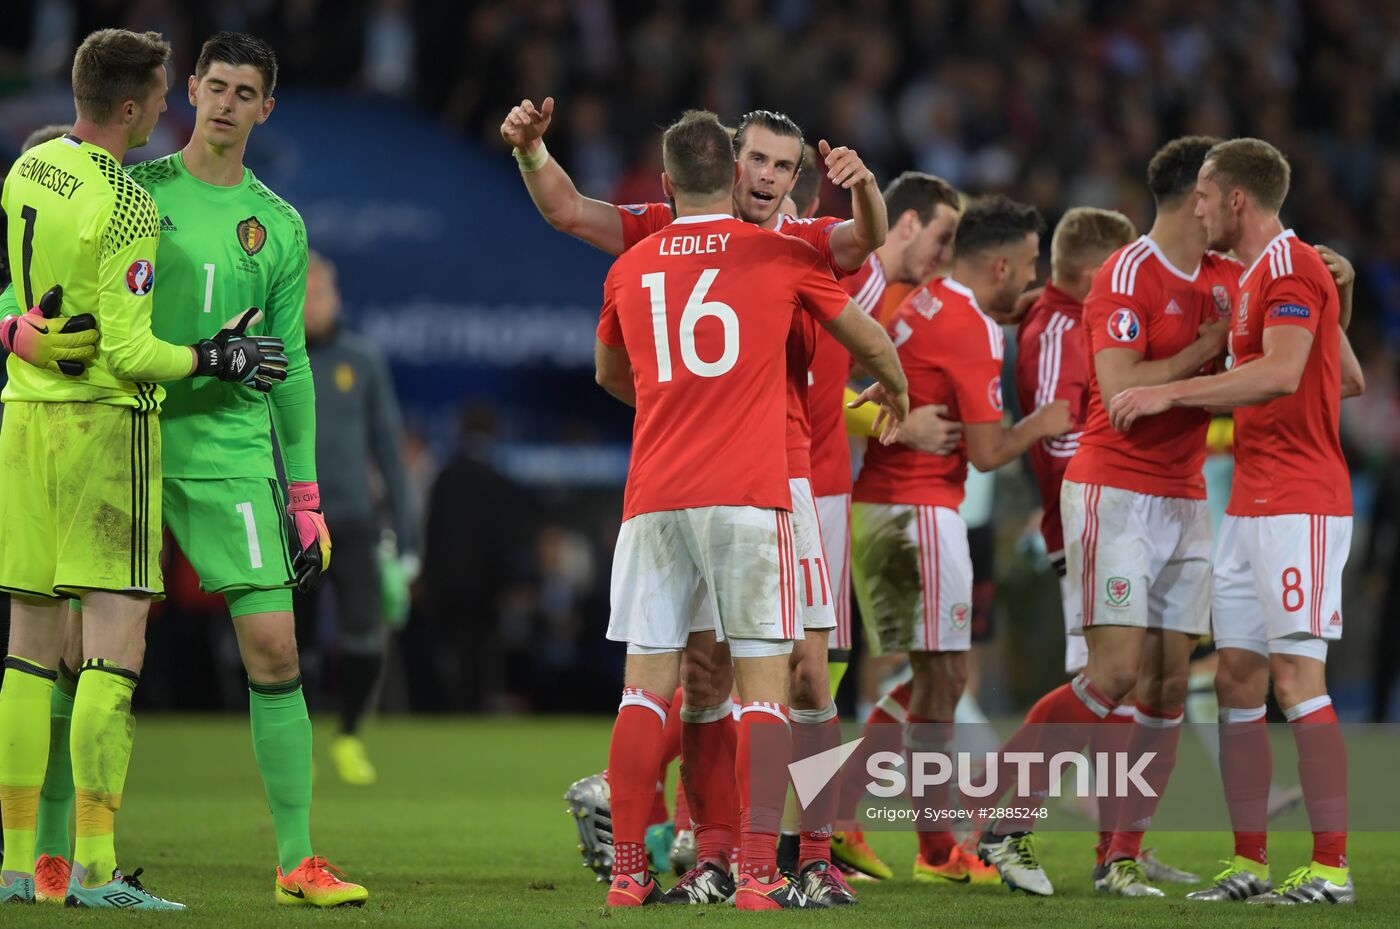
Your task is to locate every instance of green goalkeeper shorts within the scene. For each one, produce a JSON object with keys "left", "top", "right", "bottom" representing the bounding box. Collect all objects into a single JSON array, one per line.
[
  {"left": 163, "top": 477, "right": 296, "bottom": 609},
  {"left": 0, "top": 400, "right": 163, "bottom": 599}
]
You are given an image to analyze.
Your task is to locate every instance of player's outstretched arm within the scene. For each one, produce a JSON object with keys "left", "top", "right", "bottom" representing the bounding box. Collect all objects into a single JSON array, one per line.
[
  {"left": 1093, "top": 317, "right": 1227, "bottom": 404},
  {"left": 827, "top": 303, "right": 907, "bottom": 442},
  {"left": 502, "top": 96, "right": 628, "bottom": 255},
  {"left": 594, "top": 338, "right": 635, "bottom": 407},
  {"left": 1315, "top": 244, "right": 1355, "bottom": 330},
  {"left": 896, "top": 404, "right": 963, "bottom": 455},
  {"left": 1109, "top": 326, "right": 1314, "bottom": 431},
  {"left": 1340, "top": 330, "right": 1365, "bottom": 398},
  {"left": 820, "top": 139, "right": 887, "bottom": 272},
  {"left": 963, "top": 400, "right": 1073, "bottom": 472}
]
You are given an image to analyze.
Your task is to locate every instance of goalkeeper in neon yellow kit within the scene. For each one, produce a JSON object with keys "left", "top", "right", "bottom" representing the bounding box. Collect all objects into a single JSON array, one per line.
[
  {"left": 0, "top": 32, "right": 363, "bottom": 908},
  {"left": 0, "top": 28, "right": 291, "bottom": 909}
]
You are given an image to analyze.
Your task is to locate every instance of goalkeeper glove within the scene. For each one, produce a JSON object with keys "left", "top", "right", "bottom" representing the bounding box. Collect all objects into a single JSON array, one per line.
[
  {"left": 0, "top": 285, "right": 99, "bottom": 376},
  {"left": 193, "top": 308, "right": 289, "bottom": 392},
  {"left": 377, "top": 533, "right": 412, "bottom": 629},
  {"left": 287, "top": 481, "right": 331, "bottom": 592}
]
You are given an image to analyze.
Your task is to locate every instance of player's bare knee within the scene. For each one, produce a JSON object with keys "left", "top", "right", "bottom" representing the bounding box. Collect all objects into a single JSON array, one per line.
[
  {"left": 788, "top": 652, "right": 829, "bottom": 710},
  {"left": 244, "top": 632, "right": 300, "bottom": 682},
  {"left": 1154, "top": 671, "right": 1189, "bottom": 714},
  {"left": 1270, "top": 653, "right": 1326, "bottom": 709}
]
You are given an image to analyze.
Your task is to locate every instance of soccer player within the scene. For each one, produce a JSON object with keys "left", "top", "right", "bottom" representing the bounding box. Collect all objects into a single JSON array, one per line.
[
  {"left": 504, "top": 98, "right": 884, "bottom": 905},
  {"left": 813, "top": 171, "right": 962, "bottom": 682},
  {"left": 1016, "top": 208, "right": 1138, "bottom": 677},
  {"left": 297, "top": 249, "right": 419, "bottom": 787},
  {"left": 0, "top": 28, "right": 284, "bottom": 908},
  {"left": 1112, "top": 138, "right": 1365, "bottom": 905},
  {"left": 4, "top": 32, "right": 366, "bottom": 907},
  {"left": 850, "top": 195, "right": 1073, "bottom": 883},
  {"left": 593, "top": 109, "right": 907, "bottom": 909},
  {"left": 976, "top": 137, "right": 1240, "bottom": 897},
  {"left": 1013, "top": 206, "right": 1181, "bottom": 881}
]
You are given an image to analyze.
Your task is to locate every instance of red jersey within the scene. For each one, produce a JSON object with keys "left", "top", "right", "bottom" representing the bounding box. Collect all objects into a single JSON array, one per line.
[
  {"left": 1065, "top": 237, "right": 1240, "bottom": 499},
  {"left": 809, "top": 254, "right": 889, "bottom": 496},
  {"left": 1228, "top": 230, "right": 1349, "bottom": 517},
  {"left": 618, "top": 204, "right": 850, "bottom": 479},
  {"left": 598, "top": 215, "right": 850, "bottom": 520},
  {"left": 854, "top": 277, "right": 1004, "bottom": 509},
  {"left": 1015, "top": 283, "right": 1089, "bottom": 554}
]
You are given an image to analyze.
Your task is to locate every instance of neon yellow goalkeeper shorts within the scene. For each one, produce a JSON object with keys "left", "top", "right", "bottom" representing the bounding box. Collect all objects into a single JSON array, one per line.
[{"left": 0, "top": 400, "right": 163, "bottom": 599}]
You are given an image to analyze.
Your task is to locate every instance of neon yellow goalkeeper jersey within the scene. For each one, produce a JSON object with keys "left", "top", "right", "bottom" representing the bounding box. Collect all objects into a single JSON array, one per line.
[{"left": 1, "top": 134, "right": 193, "bottom": 408}]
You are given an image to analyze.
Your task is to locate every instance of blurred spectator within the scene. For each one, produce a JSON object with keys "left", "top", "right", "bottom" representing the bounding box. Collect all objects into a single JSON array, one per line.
[
  {"left": 419, "top": 405, "right": 523, "bottom": 710},
  {"left": 294, "top": 251, "right": 418, "bottom": 783}
]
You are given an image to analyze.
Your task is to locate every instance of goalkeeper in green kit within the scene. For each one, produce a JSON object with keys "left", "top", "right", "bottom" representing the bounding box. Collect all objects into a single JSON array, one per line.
[{"left": 1, "top": 32, "right": 367, "bottom": 908}]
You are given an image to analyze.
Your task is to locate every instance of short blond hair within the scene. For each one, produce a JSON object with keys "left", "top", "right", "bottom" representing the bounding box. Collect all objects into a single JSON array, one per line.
[
  {"left": 1051, "top": 207, "right": 1137, "bottom": 281},
  {"left": 1204, "top": 138, "right": 1291, "bottom": 213},
  {"left": 72, "top": 29, "right": 171, "bottom": 124}
]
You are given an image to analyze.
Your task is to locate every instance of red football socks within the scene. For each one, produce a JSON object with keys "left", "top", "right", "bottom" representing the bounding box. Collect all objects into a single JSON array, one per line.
[
  {"left": 736, "top": 702, "right": 791, "bottom": 881},
  {"left": 609, "top": 687, "right": 671, "bottom": 878},
  {"left": 1287, "top": 697, "right": 1347, "bottom": 869},
  {"left": 681, "top": 701, "right": 738, "bottom": 867}
]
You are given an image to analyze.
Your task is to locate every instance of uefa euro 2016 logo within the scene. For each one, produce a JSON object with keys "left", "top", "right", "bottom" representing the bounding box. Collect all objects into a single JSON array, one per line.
[
  {"left": 1107, "top": 308, "right": 1140, "bottom": 342},
  {"left": 125, "top": 259, "right": 154, "bottom": 296}
]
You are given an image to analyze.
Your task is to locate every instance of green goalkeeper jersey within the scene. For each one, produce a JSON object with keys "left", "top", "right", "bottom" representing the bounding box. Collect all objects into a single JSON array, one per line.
[
  {"left": 125, "top": 152, "right": 317, "bottom": 481},
  {"left": 2, "top": 135, "right": 193, "bottom": 408}
]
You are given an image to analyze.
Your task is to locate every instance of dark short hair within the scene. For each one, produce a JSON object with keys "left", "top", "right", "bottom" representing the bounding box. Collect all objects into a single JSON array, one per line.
[
  {"left": 1147, "top": 135, "right": 1221, "bottom": 206},
  {"left": 789, "top": 144, "right": 821, "bottom": 215},
  {"left": 955, "top": 195, "right": 1045, "bottom": 258},
  {"left": 662, "top": 110, "right": 735, "bottom": 198},
  {"left": 22, "top": 124, "right": 72, "bottom": 153},
  {"left": 196, "top": 32, "right": 278, "bottom": 98},
  {"left": 732, "top": 109, "right": 804, "bottom": 158},
  {"left": 883, "top": 171, "right": 960, "bottom": 225},
  {"left": 72, "top": 29, "right": 171, "bottom": 124},
  {"left": 1203, "top": 138, "right": 1291, "bottom": 213}
]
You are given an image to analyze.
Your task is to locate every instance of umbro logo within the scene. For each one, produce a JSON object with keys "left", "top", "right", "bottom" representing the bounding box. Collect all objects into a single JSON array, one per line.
[
  {"left": 1164, "top": 298, "right": 1183, "bottom": 315},
  {"left": 102, "top": 890, "right": 145, "bottom": 907},
  {"left": 160, "top": 215, "right": 177, "bottom": 232}
]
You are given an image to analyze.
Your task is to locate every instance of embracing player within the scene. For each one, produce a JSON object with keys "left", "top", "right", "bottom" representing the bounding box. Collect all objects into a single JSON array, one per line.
[
  {"left": 976, "top": 137, "right": 1240, "bottom": 897},
  {"left": 0, "top": 28, "right": 284, "bottom": 908},
  {"left": 592, "top": 109, "right": 907, "bottom": 909},
  {"left": 1113, "top": 138, "right": 1364, "bottom": 905},
  {"left": 2, "top": 32, "right": 364, "bottom": 907},
  {"left": 504, "top": 97, "right": 887, "bottom": 904},
  {"left": 850, "top": 196, "right": 1073, "bottom": 883}
]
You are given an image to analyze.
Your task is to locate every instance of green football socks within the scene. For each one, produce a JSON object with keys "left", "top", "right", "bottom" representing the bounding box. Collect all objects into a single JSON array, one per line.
[
  {"left": 71, "top": 659, "right": 138, "bottom": 887},
  {"left": 249, "top": 677, "right": 315, "bottom": 873},
  {"left": 0, "top": 656, "right": 56, "bottom": 878},
  {"left": 35, "top": 660, "right": 78, "bottom": 859}
]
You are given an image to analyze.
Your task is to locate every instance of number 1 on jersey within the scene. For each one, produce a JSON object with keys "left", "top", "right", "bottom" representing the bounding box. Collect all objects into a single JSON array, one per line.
[
  {"left": 640, "top": 269, "right": 739, "bottom": 381},
  {"left": 202, "top": 263, "right": 216, "bottom": 313}
]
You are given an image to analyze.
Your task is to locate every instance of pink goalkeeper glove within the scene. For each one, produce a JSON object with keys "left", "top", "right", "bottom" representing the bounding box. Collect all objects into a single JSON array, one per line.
[
  {"left": 287, "top": 481, "right": 331, "bottom": 591},
  {"left": 0, "top": 285, "right": 98, "bottom": 376}
]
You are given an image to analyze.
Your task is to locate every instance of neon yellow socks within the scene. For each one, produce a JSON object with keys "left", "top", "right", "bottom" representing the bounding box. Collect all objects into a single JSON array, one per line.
[
  {"left": 0, "top": 656, "right": 56, "bottom": 877},
  {"left": 71, "top": 659, "right": 138, "bottom": 886}
]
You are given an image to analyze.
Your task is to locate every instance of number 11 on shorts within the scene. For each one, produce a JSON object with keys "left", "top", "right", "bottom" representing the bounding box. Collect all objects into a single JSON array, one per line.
[{"left": 236, "top": 500, "right": 263, "bottom": 569}]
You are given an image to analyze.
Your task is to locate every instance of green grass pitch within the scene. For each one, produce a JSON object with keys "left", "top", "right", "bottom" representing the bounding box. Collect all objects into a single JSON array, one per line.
[{"left": 5, "top": 716, "right": 1398, "bottom": 926}]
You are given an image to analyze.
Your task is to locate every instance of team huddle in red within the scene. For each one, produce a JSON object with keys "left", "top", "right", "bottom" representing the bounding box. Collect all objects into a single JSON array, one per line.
[{"left": 502, "top": 96, "right": 1363, "bottom": 909}]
